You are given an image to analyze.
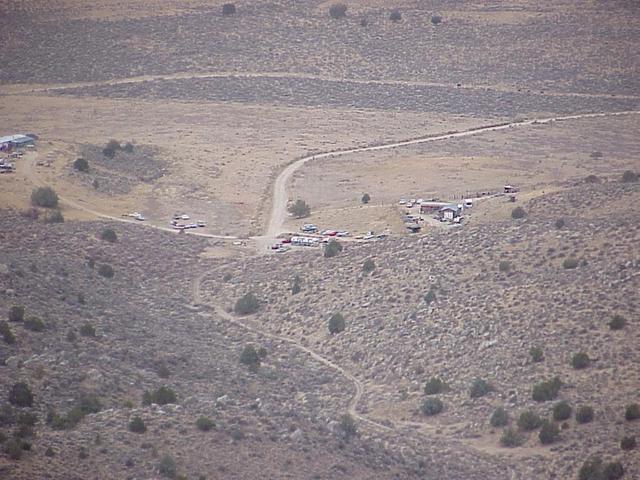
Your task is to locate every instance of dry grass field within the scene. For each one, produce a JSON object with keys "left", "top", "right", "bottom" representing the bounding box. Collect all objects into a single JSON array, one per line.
[{"left": 1, "top": 1, "right": 639, "bottom": 479}]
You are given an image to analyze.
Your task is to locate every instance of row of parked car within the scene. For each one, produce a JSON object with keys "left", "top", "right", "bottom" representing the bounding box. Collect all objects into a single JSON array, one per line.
[
  {"left": 300, "top": 224, "right": 349, "bottom": 237},
  {"left": 170, "top": 213, "right": 206, "bottom": 230}
]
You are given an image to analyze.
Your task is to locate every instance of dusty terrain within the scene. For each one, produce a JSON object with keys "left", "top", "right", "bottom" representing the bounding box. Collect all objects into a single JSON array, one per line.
[{"left": 1, "top": 0, "right": 639, "bottom": 479}]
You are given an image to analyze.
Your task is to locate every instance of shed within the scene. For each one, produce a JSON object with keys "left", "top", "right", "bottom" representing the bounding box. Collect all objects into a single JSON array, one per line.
[
  {"left": 0, "top": 134, "right": 35, "bottom": 150},
  {"left": 504, "top": 185, "right": 518, "bottom": 194},
  {"left": 440, "top": 204, "right": 462, "bottom": 221},
  {"left": 420, "top": 201, "right": 450, "bottom": 214}
]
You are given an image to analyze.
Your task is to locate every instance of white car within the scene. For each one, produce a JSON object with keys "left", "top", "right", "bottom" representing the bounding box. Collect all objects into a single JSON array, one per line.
[
  {"left": 336, "top": 231, "right": 349, "bottom": 237},
  {"left": 197, "top": 221, "right": 206, "bottom": 227},
  {"left": 406, "top": 202, "right": 414, "bottom": 208},
  {"left": 399, "top": 199, "right": 407, "bottom": 205}
]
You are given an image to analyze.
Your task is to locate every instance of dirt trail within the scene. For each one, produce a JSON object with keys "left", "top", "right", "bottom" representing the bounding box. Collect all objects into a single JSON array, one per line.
[
  {"left": 3, "top": 70, "right": 639, "bottom": 101},
  {"left": 266, "top": 110, "right": 640, "bottom": 238}
]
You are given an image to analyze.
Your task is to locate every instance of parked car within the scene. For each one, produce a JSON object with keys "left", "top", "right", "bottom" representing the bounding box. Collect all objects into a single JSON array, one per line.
[
  {"left": 336, "top": 231, "right": 349, "bottom": 237},
  {"left": 301, "top": 224, "right": 317, "bottom": 232},
  {"left": 180, "top": 214, "right": 190, "bottom": 220},
  {"left": 197, "top": 221, "right": 206, "bottom": 227},
  {"left": 321, "top": 230, "right": 337, "bottom": 236}
]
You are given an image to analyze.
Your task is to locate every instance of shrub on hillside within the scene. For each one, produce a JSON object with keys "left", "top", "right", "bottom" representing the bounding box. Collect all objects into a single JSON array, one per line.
[
  {"left": 31, "top": 186, "right": 59, "bottom": 208},
  {"left": 532, "top": 377, "right": 562, "bottom": 402},
  {"left": 555, "top": 218, "right": 565, "bottom": 229},
  {"left": 0, "top": 321, "right": 16, "bottom": 344},
  {"left": 44, "top": 210, "right": 64, "bottom": 223},
  {"left": 78, "top": 394, "right": 102, "bottom": 415},
  {"left": 389, "top": 9, "right": 402, "bottom": 21},
  {"left": 222, "top": 3, "right": 236, "bottom": 15},
  {"left": 424, "top": 377, "right": 448, "bottom": 395},
  {"left": 128, "top": 416, "right": 146, "bottom": 433},
  {"left": 490, "top": 407, "right": 509, "bottom": 427},
  {"left": 8, "top": 306, "right": 25, "bottom": 322},
  {"left": 603, "top": 462, "right": 624, "bottom": 480},
  {"left": 538, "top": 419, "right": 560, "bottom": 444},
  {"left": 324, "top": 239, "right": 343, "bottom": 258},
  {"left": 8, "top": 383, "right": 33, "bottom": 407},
  {"left": 291, "top": 274, "right": 301, "bottom": 295},
  {"left": 102, "top": 139, "right": 121, "bottom": 158},
  {"left": 608, "top": 315, "right": 626, "bottom": 330},
  {"left": 98, "top": 264, "right": 114, "bottom": 278},
  {"left": 328, "top": 312, "right": 345, "bottom": 334},
  {"left": 158, "top": 454, "right": 177, "bottom": 478},
  {"left": 340, "top": 413, "right": 358, "bottom": 440},
  {"left": 572, "top": 352, "right": 590, "bottom": 369},
  {"left": 3, "top": 438, "right": 24, "bottom": 460},
  {"left": 79, "top": 322, "right": 96, "bottom": 337},
  {"left": 620, "top": 436, "right": 636, "bottom": 450},
  {"left": 469, "top": 378, "right": 492, "bottom": 398},
  {"left": 424, "top": 288, "right": 436, "bottom": 305},
  {"left": 584, "top": 174, "right": 601, "bottom": 184},
  {"left": 73, "top": 158, "right": 89, "bottom": 172},
  {"left": 621, "top": 170, "right": 638, "bottom": 183},
  {"left": 234, "top": 292, "right": 260, "bottom": 315},
  {"left": 100, "top": 228, "right": 118, "bottom": 243},
  {"left": 553, "top": 401, "right": 572, "bottom": 421},
  {"left": 511, "top": 206, "right": 526, "bottom": 219},
  {"left": 517, "top": 410, "right": 542, "bottom": 431},
  {"left": 240, "top": 344, "right": 261, "bottom": 371},
  {"left": 498, "top": 260, "right": 511, "bottom": 272},
  {"left": 625, "top": 403, "right": 640, "bottom": 421},
  {"left": 431, "top": 15, "right": 442, "bottom": 25},
  {"left": 576, "top": 405, "right": 594, "bottom": 424},
  {"left": 24, "top": 317, "right": 44, "bottom": 332},
  {"left": 143, "top": 386, "right": 177, "bottom": 406},
  {"left": 500, "top": 427, "right": 524, "bottom": 447},
  {"left": 196, "top": 416, "right": 215, "bottom": 431},
  {"left": 329, "top": 3, "right": 347, "bottom": 18},
  {"left": 578, "top": 457, "right": 624, "bottom": 480},
  {"left": 361, "top": 193, "right": 371, "bottom": 204},
  {"left": 123, "top": 142, "right": 134, "bottom": 153},
  {"left": 529, "top": 346, "right": 544, "bottom": 363},
  {"left": 362, "top": 258, "right": 375, "bottom": 273},
  {"left": 421, "top": 397, "right": 444, "bottom": 416},
  {"left": 288, "top": 199, "right": 310, "bottom": 218},
  {"left": 563, "top": 257, "right": 579, "bottom": 269}
]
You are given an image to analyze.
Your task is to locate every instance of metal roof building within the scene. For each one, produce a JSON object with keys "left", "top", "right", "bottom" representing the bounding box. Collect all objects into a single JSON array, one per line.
[{"left": 0, "top": 134, "right": 35, "bottom": 148}]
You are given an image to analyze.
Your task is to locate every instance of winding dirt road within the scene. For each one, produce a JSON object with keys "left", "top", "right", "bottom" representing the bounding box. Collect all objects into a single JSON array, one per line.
[{"left": 266, "top": 110, "right": 640, "bottom": 237}]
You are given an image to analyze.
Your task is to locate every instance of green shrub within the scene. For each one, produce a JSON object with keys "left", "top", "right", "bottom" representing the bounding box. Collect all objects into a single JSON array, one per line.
[
  {"left": 361, "top": 193, "right": 370, "bottom": 204},
  {"left": 73, "top": 158, "right": 89, "bottom": 172},
  {"left": 45, "top": 446, "right": 55, "bottom": 457},
  {"left": 603, "top": 461, "right": 624, "bottom": 480},
  {"left": 324, "top": 239, "right": 343, "bottom": 258},
  {"left": 78, "top": 394, "right": 102, "bottom": 415},
  {"left": 621, "top": 170, "right": 638, "bottom": 183},
  {"left": 469, "top": 378, "right": 492, "bottom": 398},
  {"left": 500, "top": 427, "right": 524, "bottom": 447},
  {"left": 8, "top": 306, "right": 24, "bottom": 322},
  {"left": 620, "top": 435, "right": 636, "bottom": 450},
  {"left": 572, "top": 352, "right": 590, "bottom": 369},
  {"left": 608, "top": 315, "right": 626, "bottom": 330},
  {"left": 339, "top": 414, "right": 357, "bottom": 440},
  {"left": 222, "top": 3, "right": 236, "bottom": 15},
  {"left": 424, "top": 288, "right": 436, "bottom": 305},
  {"left": 490, "top": 407, "right": 509, "bottom": 427},
  {"left": 584, "top": 174, "right": 601, "bottom": 184},
  {"left": 79, "top": 323, "right": 96, "bottom": 337},
  {"left": 529, "top": 346, "right": 544, "bottom": 363},
  {"left": 563, "top": 257, "right": 579, "bottom": 269},
  {"left": 328, "top": 312, "right": 345, "bottom": 334},
  {"left": 240, "top": 344, "right": 260, "bottom": 371},
  {"left": 431, "top": 15, "right": 442, "bottom": 25},
  {"left": 0, "top": 321, "right": 16, "bottom": 344},
  {"left": 576, "top": 405, "right": 594, "bottom": 424},
  {"left": 329, "top": 3, "right": 347, "bottom": 18},
  {"left": 24, "top": 317, "right": 44, "bottom": 332},
  {"left": 498, "top": 260, "right": 511, "bottom": 272},
  {"left": 103, "top": 139, "right": 121, "bottom": 158},
  {"left": 196, "top": 416, "right": 215, "bottom": 432},
  {"left": 44, "top": 210, "right": 64, "bottom": 223},
  {"left": 517, "top": 410, "right": 542, "bottom": 431},
  {"left": 553, "top": 401, "right": 572, "bottom": 421},
  {"left": 291, "top": 274, "right": 301, "bottom": 295},
  {"left": 98, "top": 264, "right": 114, "bottom": 278},
  {"left": 625, "top": 403, "right": 640, "bottom": 421},
  {"left": 362, "top": 258, "right": 375, "bottom": 273},
  {"left": 555, "top": 218, "right": 565, "bottom": 229},
  {"left": 8, "top": 382, "right": 33, "bottom": 407},
  {"left": 159, "top": 454, "right": 177, "bottom": 478},
  {"left": 287, "top": 199, "right": 310, "bottom": 218},
  {"left": 421, "top": 397, "right": 444, "bottom": 416},
  {"left": 17, "top": 412, "right": 37, "bottom": 427},
  {"left": 157, "top": 364, "right": 171, "bottom": 379},
  {"left": 234, "top": 292, "right": 259, "bottom": 315},
  {"left": 3, "top": 438, "right": 23, "bottom": 460},
  {"left": 424, "top": 377, "right": 448, "bottom": 395},
  {"left": 31, "top": 186, "right": 59, "bottom": 208},
  {"left": 538, "top": 419, "right": 560, "bottom": 444},
  {"left": 389, "top": 9, "right": 402, "bottom": 21},
  {"left": 143, "top": 386, "right": 177, "bottom": 406},
  {"left": 129, "top": 416, "right": 147, "bottom": 433},
  {"left": 532, "top": 377, "right": 562, "bottom": 402},
  {"left": 123, "top": 142, "right": 134, "bottom": 153},
  {"left": 100, "top": 228, "right": 118, "bottom": 243},
  {"left": 511, "top": 206, "right": 526, "bottom": 219}
]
